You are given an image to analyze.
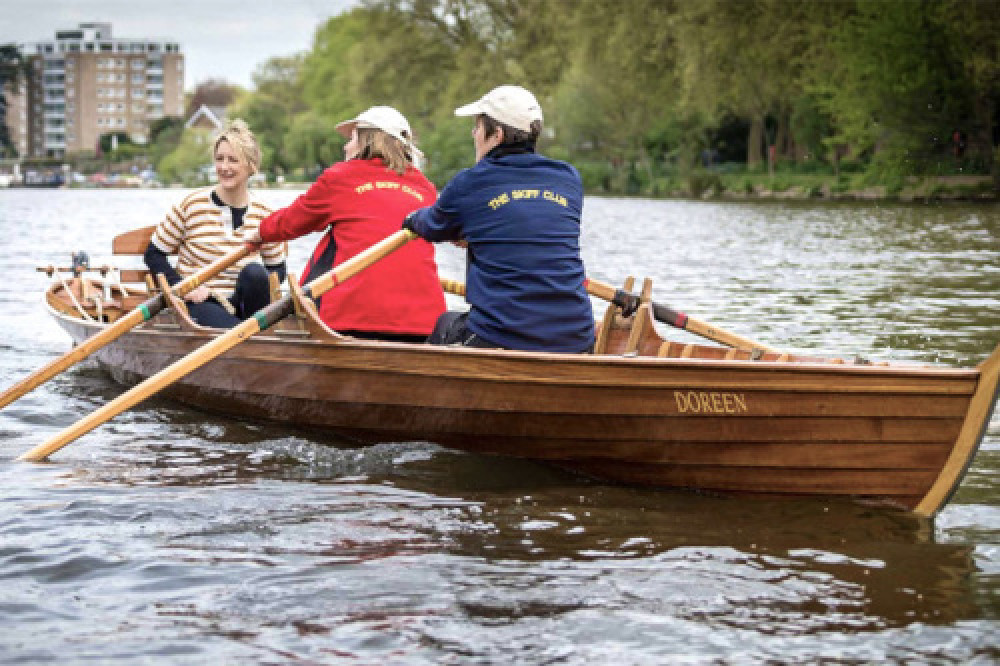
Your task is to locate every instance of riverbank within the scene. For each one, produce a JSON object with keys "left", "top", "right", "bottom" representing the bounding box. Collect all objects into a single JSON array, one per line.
[
  {"left": 691, "top": 173, "right": 998, "bottom": 202},
  {"left": 8, "top": 172, "right": 997, "bottom": 202}
]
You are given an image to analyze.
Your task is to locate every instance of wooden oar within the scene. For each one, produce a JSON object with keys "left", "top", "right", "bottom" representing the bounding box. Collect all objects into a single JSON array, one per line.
[
  {"left": 19, "top": 230, "right": 417, "bottom": 463},
  {"left": 437, "top": 276, "right": 776, "bottom": 353},
  {"left": 0, "top": 244, "right": 254, "bottom": 411}
]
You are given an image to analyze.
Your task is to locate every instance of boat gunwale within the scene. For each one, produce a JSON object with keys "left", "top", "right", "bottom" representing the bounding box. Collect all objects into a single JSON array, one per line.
[{"left": 45, "top": 299, "right": 981, "bottom": 381}]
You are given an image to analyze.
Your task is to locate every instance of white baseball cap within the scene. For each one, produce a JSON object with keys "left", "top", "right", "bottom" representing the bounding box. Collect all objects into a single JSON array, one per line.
[
  {"left": 454, "top": 85, "right": 543, "bottom": 132},
  {"left": 335, "top": 106, "right": 424, "bottom": 160}
]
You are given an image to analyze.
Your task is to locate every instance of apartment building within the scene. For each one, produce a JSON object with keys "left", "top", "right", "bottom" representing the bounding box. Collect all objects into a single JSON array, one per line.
[{"left": 4, "top": 22, "right": 184, "bottom": 158}]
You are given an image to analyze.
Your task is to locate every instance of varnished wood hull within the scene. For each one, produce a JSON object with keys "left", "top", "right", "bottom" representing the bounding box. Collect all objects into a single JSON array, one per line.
[{"left": 45, "top": 278, "right": 1000, "bottom": 518}]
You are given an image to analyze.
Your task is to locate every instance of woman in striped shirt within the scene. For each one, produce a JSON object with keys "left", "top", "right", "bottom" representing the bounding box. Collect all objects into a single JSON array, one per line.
[{"left": 143, "top": 119, "right": 287, "bottom": 328}]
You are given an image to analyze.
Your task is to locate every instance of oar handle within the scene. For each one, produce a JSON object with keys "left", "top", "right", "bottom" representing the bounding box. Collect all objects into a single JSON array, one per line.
[
  {"left": 584, "top": 277, "right": 776, "bottom": 352},
  {"left": 439, "top": 277, "right": 466, "bottom": 297},
  {"left": 19, "top": 232, "right": 416, "bottom": 462},
  {"left": 172, "top": 244, "right": 255, "bottom": 298}
]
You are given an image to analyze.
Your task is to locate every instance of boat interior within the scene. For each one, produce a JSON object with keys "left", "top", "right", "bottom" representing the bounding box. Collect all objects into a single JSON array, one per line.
[{"left": 40, "top": 226, "right": 890, "bottom": 367}]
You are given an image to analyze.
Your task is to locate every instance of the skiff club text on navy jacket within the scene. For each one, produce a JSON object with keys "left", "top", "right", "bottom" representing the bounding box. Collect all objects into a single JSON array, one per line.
[{"left": 407, "top": 149, "right": 595, "bottom": 353}]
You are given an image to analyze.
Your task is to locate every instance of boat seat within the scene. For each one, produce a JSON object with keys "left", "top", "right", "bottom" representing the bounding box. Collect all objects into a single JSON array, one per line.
[
  {"left": 623, "top": 278, "right": 656, "bottom": 355},
  {"left": 594, "top": 275, "right": 636, "bottom": 355}
]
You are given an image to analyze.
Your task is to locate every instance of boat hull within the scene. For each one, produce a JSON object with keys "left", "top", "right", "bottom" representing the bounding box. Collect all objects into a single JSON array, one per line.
[{"left": 50, "top": 304, "right": 997, "bottom": 515}]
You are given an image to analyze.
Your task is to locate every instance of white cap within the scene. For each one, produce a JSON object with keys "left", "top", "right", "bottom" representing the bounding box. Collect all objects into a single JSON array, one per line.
[
  {"left": 335, "top": 105, "right": 424, "bottom": 160},
  {"left": 454, "top": 85, "right": 543, "bottom": 132}
]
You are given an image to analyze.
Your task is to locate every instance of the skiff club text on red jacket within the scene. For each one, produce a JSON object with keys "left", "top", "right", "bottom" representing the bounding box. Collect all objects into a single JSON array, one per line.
[{"left": 258, "top": 158, "right": 445, "bottom": 335}]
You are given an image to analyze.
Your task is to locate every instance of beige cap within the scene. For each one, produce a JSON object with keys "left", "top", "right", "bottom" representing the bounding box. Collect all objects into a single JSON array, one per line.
[
  {"left": 454, "top": 85, "right": 543, "bottom": 132},
  {"left": 335, "top": 106, "right": 424, "bottom": 160}
]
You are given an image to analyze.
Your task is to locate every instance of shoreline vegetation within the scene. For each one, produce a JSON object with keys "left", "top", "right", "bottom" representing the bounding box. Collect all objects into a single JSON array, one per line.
[
  {"left": 4, "top": 2, "right": 998, "bottom": 205},
  {"left": 41, "top": 171, "right": 998, "bottom": 203}
]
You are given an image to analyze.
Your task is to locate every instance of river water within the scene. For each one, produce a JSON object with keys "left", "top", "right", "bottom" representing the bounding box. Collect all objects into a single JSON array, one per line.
[{"left": 0, "top": 188, "right": 997, "bottom": 664}]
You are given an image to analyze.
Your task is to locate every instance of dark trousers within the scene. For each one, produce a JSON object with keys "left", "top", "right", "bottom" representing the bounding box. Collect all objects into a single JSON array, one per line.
[
  {"left": 427, "top": 310, "right": 595, "bottom": 353},
  {"left": 426, "top": 311, "right": 502, "bottom": 348},
  {"left": 185, "top": 263, "right": 272, "bottom": 328}
]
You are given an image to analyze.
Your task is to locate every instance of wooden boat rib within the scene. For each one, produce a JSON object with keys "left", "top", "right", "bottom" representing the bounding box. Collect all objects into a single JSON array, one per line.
[{"left": 40, "top": 245, "right": 1000, "bottom": 517}]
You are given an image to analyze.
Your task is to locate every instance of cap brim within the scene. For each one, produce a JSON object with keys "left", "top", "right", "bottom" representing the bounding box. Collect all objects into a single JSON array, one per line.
[
  {"left": 334, "top": 119, "right": 356, "bottom": 138},
  {"left": 454, "top": 101, "right": 485, "bottom": 118}
]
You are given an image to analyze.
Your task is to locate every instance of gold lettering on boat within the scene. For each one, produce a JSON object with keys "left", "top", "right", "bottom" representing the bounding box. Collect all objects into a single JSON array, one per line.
[{"left": 673, "top": 390, "right": 749, "bottom": 414}]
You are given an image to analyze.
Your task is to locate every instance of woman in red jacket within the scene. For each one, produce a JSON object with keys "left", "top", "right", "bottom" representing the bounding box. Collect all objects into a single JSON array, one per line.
[{"left": 250, "top": 106, "right": 445, "bottom": 342}]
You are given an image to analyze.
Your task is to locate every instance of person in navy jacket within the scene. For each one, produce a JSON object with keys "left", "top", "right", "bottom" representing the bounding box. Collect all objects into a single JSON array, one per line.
[{"left": 404, "top": 85, "right": 595, "bottom": 353}]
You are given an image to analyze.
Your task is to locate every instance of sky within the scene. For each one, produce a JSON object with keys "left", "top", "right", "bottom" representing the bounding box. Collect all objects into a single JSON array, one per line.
[{"left": 1, "top": 0, "right": 358, "bottom": 90}]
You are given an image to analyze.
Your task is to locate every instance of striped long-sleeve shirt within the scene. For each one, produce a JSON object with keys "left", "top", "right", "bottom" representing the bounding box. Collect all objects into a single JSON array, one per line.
[{"left": 150, "top": 187, "right": 286, "bottom": 291}]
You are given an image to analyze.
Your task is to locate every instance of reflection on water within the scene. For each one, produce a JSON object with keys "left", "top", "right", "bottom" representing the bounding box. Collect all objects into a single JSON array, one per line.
[{"left": 0, "top": 190, "right": 998, "bottom": 663}]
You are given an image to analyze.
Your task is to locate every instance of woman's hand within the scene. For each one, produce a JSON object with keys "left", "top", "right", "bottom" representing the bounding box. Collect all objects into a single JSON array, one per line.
[
  {"left": 185, "top": 285, "right": 211, "bottom": 303},
  {"left": 244, "top": 229, "right": 263, "bottom": 250}
]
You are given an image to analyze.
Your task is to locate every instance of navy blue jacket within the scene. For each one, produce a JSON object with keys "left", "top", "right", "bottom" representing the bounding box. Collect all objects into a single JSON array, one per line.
[{"left": 408, "top": 150, "right": 595, "bottom": 352}]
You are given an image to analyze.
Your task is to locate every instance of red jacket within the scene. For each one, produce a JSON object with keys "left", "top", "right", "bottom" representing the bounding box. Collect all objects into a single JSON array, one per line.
[{"left": 259, "top": 159, "right": 445, "bottom": 335}]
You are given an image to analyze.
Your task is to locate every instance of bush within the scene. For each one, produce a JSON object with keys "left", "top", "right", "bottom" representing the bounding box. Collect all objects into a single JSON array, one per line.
[{"left": 685, "top": 169, "right": 722, "bottom": 197}]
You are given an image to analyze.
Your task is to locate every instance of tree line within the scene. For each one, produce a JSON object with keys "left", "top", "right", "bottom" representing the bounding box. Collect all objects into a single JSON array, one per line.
[
  {"left": 5, "top": 1, "right": 999, "bottom": 195},
  {"left": 231, "top": 0, "right": 999, "bottom": 193}
]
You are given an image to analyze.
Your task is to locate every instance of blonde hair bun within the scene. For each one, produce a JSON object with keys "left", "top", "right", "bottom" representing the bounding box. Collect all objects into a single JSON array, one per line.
[{"left": 214, "top": 118, "right": 262, "bottom": 175}]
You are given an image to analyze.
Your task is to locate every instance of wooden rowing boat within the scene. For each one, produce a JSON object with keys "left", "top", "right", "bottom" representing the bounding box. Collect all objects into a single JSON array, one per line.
[{"left": 38, "top": 232, "right": 1000, "bottom": 517}]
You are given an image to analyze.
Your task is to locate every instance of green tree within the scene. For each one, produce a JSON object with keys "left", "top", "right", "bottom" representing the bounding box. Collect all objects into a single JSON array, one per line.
[
  {"left": 674, "top": 0, "right": 822, "bottom": 168},
  {"left": 0, "top": 43, "right": 28, "bottom": 157},
  {"left": 550, "top": 0, "right": 680, "bottom": 193},
  {"left": 937, "top": 0, "right": 1000, "bottom": 172},
  {"left": 808, "top": 1, "right": 976, "bottom": 177},
  {"left": 229, "top": 54, "right": 308, "bottom": 174},
  {"left": 284, "top": 110, "right": 342, "bottom": 171},
  {"left": 157, "top": 128, "right": 214, "bottom": 185}
]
